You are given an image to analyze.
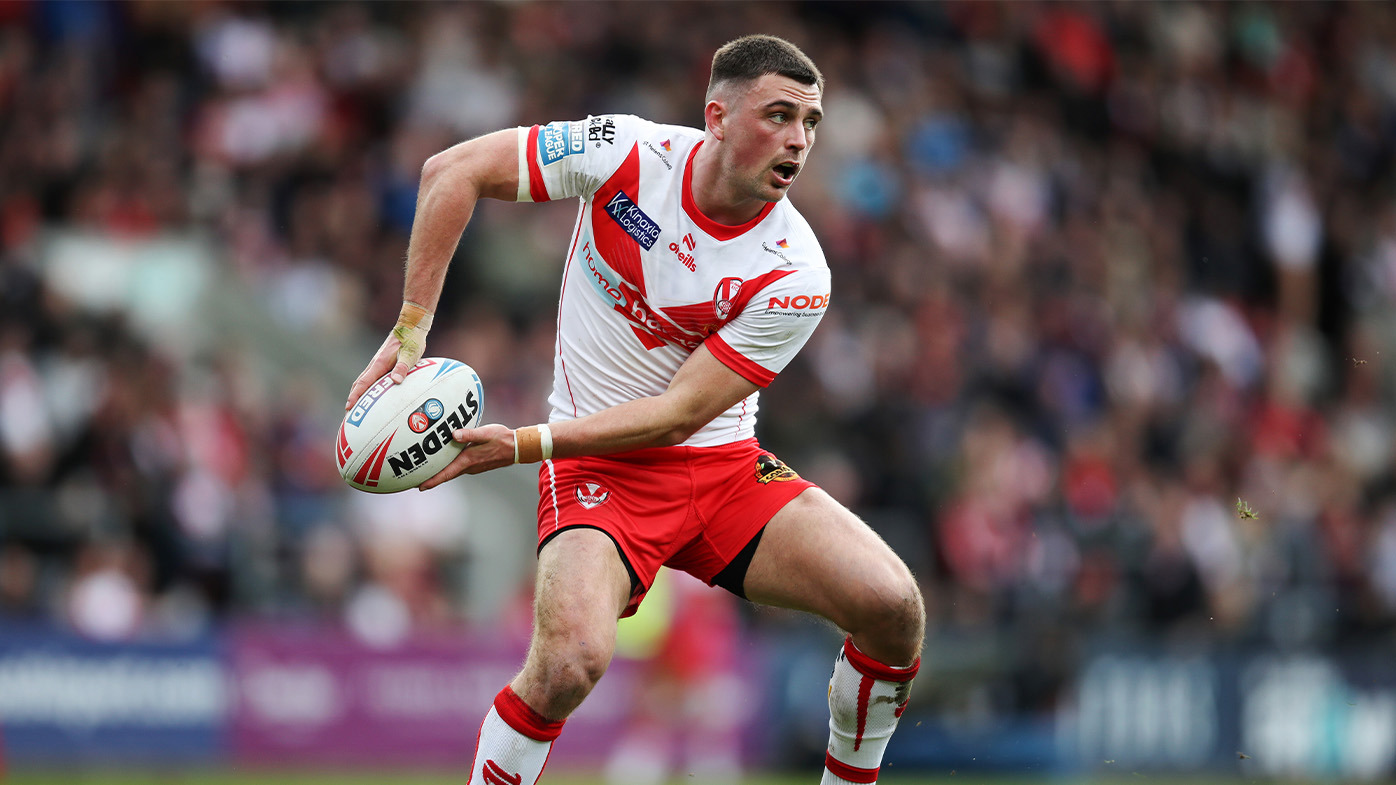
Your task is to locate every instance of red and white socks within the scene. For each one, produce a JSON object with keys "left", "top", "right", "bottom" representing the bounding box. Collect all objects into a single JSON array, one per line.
[
  {"left": 469, "top": 685, "right": 565, "bottom": 785},
  {"left": 821, "top": 637, "right": 920, "bottom": 785}
]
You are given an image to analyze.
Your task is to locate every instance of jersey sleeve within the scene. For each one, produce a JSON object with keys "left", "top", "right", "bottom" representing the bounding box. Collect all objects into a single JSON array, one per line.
[
  {"left": 705, "top": 266, "right": 832, "bottom": 387},
  {"left": 516, "top": 115, "right": 646, "bottom": 203}
]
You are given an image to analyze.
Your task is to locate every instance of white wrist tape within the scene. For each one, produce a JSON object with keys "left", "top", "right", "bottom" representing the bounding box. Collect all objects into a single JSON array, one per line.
[{"left": 538, "top": 424, "right": 553, "bottom": 461}]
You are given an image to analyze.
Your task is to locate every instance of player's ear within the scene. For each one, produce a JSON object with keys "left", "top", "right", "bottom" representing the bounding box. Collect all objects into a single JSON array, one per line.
[{"left": 704, "top": 98, "right": 726, "bottom": 140}]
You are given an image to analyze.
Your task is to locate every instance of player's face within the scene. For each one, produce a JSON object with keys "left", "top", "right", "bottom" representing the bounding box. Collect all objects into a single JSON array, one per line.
[{"left": 724, "top": 74, "right": 822, "bottom": 203}]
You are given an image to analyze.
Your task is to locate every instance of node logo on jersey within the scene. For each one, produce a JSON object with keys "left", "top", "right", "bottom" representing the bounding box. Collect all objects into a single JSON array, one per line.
[{"left": 539, "top": 121, "right": 585, "bottom": 165}]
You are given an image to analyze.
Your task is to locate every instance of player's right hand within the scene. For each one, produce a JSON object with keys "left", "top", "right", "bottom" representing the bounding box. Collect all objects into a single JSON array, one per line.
[{"left": 344, "top": 302, "right": 434, "bottom": 410}]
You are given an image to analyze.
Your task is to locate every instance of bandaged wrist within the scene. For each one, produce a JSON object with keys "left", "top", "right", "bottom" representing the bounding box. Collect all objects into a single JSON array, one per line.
[
  {"left": 395, "top": 300, "right": 434, "bottom": 332},
  {"left": 513, "top": 424, "right": 553, "bottom": 464}
]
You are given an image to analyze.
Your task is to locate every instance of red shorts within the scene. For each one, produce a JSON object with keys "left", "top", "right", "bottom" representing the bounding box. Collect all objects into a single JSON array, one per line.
[{"left": 536, "top": 438, "right": 816, "bottom": 617}]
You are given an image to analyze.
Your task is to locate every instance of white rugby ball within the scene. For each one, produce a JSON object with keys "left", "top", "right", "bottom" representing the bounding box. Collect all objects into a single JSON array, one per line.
[{"left": 336, "top": 357, "right": 484, "bottom": 493}]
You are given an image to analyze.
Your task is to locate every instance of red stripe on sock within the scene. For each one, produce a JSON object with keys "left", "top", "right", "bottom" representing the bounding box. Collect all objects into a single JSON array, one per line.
[
  {"left": 493, "top": 685, "right": 565, "bottom": 742},
  {"left": 825, "top": 751, "right": 879, "bottom": 783},
  {"left": 854, "top": 673, "right": 873, "bottom": 751},
  {"left": 844, "top": 637, "right": 919, "bottom": 683}
]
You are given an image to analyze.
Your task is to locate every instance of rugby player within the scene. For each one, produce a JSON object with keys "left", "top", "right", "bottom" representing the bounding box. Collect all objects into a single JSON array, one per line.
[{"left": 346, "top": 34, "right": 925, "bottom": 785}]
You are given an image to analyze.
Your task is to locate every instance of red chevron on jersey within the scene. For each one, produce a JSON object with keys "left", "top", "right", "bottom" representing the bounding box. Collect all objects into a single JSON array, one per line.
[
  {"left": 661, "top": 268, "right": 798, "bottom": 336},
  {"left": 590, "top": 145, "right": 649, "bottom": 298},
  {"left": 631, "top": 325, "right": 668, "bottom": 350}
]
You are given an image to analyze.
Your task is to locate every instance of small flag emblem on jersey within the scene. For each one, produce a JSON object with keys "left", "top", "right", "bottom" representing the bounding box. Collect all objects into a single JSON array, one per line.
[{"left": 776, "top": 238, "right": 789, "bottom": 248}]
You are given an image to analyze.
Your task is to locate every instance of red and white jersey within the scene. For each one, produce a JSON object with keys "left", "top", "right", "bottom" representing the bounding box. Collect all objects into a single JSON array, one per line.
[{"left": 517, "top": 114, "right": 830, "bottom": 447}]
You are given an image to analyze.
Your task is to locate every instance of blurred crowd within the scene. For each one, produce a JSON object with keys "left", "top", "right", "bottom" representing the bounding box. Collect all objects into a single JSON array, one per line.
[{"left": 4, "top": 0, "right": 1396, "bottom": 717}]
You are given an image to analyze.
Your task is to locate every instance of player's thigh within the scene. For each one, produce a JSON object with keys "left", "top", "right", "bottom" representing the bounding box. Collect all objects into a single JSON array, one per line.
[
  {"left": 743, "top": 487, "right": 918, "bottom": 633},
  {"left": 530, "top": 527, "right": 633, "bottom": 644}
]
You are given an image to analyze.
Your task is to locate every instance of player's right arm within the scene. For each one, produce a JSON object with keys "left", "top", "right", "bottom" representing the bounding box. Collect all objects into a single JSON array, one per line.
[
  {"left": 344, "top": 129, "right": 520, "bottom": 410},
  {"left": 345, "top": 118, "right": 638, "bottom": 410}
]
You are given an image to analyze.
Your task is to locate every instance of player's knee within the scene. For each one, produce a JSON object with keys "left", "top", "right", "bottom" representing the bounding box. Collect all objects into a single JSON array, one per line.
[
  {"left": 856, "top": 567, "right": 925, "bottom": 662},
  {"left": 531, "top": 641, "right": 612, "bottom": 701}
]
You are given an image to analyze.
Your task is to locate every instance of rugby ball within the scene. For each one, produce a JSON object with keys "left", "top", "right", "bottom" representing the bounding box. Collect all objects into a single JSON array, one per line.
[{"left": 336, "top": 357, "right": 484, "bottom": 493}]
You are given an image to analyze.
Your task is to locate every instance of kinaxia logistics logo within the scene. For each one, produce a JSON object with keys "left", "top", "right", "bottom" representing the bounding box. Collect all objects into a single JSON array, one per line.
[{"left": 604, "top": 190, "right": 662, "bottom": 250}]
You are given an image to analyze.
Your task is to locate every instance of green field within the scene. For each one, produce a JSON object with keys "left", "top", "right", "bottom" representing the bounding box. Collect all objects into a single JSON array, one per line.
[{"left": 0, "top": 771, "right": 1255, "bottom": 785}]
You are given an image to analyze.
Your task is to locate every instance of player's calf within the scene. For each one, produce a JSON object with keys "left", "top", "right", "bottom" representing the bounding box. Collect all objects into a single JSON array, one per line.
[
  {"left": 821, "top": 636, "right": 920, "bottom": 785},
  {"left": 468, "top": 685, "right": 565, "bottom": 785}
]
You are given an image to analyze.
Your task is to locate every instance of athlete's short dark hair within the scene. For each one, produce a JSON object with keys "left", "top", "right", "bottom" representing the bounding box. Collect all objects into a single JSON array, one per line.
[{"left": 707, "top": 34, "right": 824, "bottom": 98}]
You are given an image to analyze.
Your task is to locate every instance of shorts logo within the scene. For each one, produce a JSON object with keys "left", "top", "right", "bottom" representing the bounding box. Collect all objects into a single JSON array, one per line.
[
  {"left": 755, "top": 454, "right": 799, "bottom": 484},
  {"left": 575, "top": 481, "right": 611, "bottom": 509},
  {"left": 539, "top": 121, "right": 585, "bottom": 165},
  {"left": 714, "top": 276, "right": 742, "bottom": 320}
]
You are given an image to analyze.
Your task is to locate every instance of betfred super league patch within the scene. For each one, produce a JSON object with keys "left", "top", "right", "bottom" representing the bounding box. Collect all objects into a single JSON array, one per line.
[{"left": 539, "top": 121, "right": 586, "bottom": 165}]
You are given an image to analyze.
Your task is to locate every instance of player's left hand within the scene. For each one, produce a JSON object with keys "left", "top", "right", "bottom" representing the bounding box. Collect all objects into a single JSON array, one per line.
[
  {"left": 418, "top": 423, "right": 517, "bottom": 489},
  {"left": 345, "top": 301, "right": 434, "bottom": 411}
]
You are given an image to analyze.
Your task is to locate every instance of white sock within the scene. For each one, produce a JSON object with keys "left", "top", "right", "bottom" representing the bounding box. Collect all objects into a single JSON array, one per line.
[
  {"left": 469, "top": 685, "right": 565, "bottom": 785},
  {"left": 821, "top": 637, "right": 919, "bottom": 785}
]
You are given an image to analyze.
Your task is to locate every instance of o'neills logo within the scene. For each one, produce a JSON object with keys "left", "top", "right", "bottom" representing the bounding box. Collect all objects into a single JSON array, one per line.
[
  {"left": 713, "top": 276, "right": 743, "bottom": 320},
  {"left": 755, "top": 454, "right": 799, "bottom": 484},
  {"left": 575, "top": 481, "right": 611, "bottom": 509}
]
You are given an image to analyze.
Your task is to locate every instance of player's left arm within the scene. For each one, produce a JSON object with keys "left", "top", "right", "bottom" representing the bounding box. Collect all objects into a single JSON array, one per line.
[{"left": 418, "top": 344, "right": 760, "bottom": 487}]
